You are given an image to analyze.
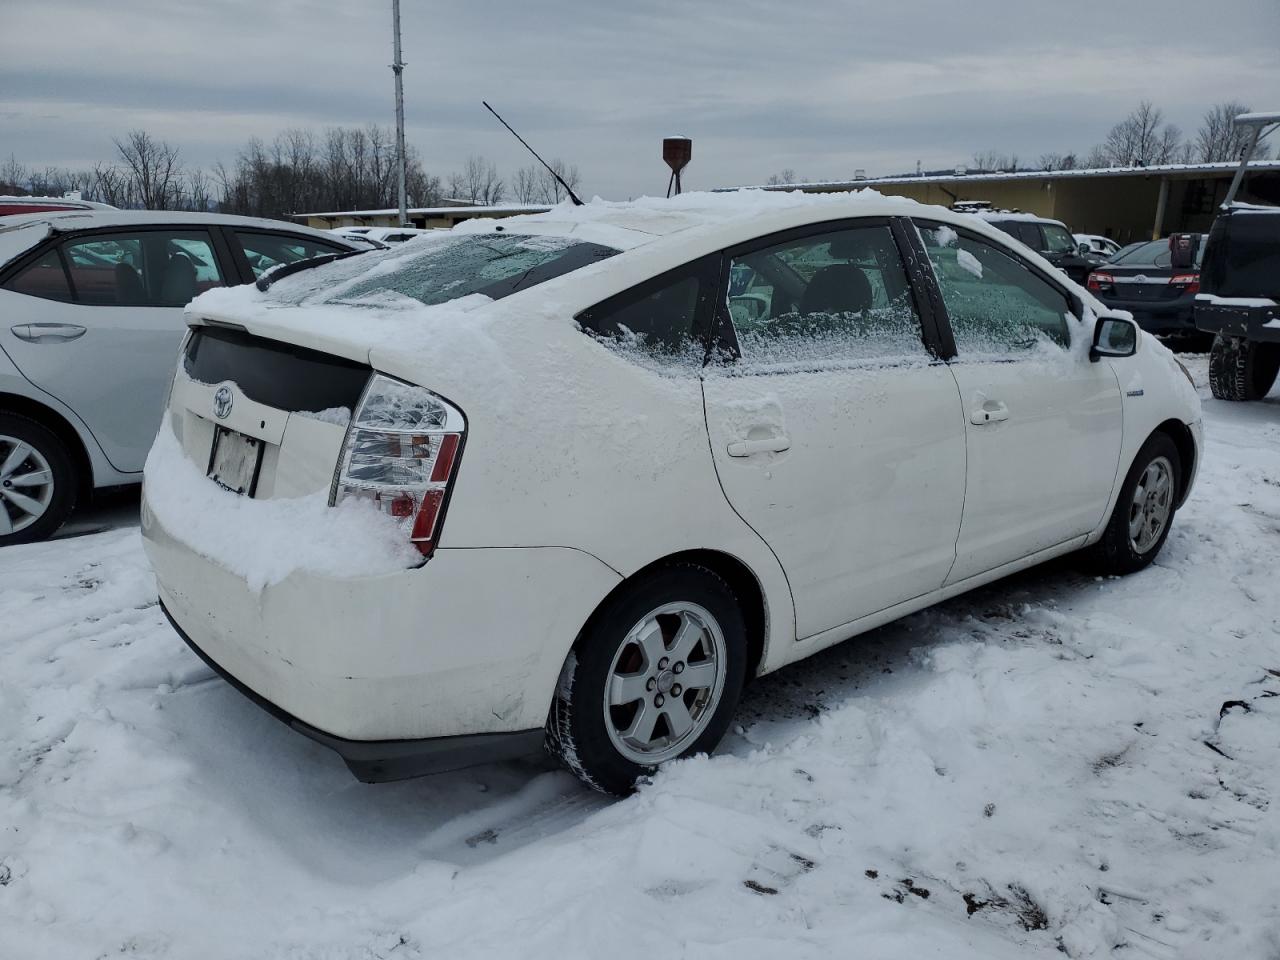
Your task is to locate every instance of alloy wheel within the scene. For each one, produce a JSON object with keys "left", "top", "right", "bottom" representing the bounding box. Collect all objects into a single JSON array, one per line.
[
  {"left": 0, "top": 435, "right": 56, "bottom": 535},
  {"left": 1128, "top": 455, "right": 1173, "bottom": 554},
  {"left": 603, "top": 601, "right": 727, "bottom": 765}
]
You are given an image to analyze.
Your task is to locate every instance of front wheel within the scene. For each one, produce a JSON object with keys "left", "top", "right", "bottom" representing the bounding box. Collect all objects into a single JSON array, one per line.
[
  {"left": 546, "top": 564, "right": 748, "bottom": 795},
  {"left": 1208, "top": 334, "right": 1280, "bottom": 401},
  {"left": 1084, "top": 433, "right": 1181, "bottom": 576}
]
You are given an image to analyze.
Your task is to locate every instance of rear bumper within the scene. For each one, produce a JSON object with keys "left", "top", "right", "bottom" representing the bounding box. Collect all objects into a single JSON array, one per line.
[
  {"left": 1096, "top": 294, "right": 1197, "bottom": 334},
  {"left": 163, "top": 600, "right": 545, "bottom": 782},
  {"left": 142, "top": 490, "right": 621, "bottom": 775},
  {"left": 1196, "top": 302, "right": 1280, "bottom": 343}
]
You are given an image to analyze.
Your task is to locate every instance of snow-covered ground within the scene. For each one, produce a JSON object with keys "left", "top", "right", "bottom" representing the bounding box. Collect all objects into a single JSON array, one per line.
[{"left": 3, "top": 355, "right": 1279, "bottom": 959}]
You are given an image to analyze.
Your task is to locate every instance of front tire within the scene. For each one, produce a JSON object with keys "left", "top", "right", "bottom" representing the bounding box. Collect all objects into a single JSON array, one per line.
[
  {"left": 546, "top": 564, "right": 748, "bottom": 795},
  {"left": 1209, "top": 334, "right": 1280, "bottom": 401},
  {"left": 1084, "top": 433, "right": 1181, "bottom": 576},
  {"left": 0, "top": 414, "right": 77, "bottom": 545}
]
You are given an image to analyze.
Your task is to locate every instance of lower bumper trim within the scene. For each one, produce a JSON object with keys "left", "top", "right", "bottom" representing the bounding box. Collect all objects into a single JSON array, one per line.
[{"left": 160, "top": 600, "right": 546, "bottom": 782}]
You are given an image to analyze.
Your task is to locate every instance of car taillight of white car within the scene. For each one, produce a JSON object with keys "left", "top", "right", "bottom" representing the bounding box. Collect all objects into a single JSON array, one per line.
[{"left": 330, "top": 373, "right": 465, "bottom": 558}]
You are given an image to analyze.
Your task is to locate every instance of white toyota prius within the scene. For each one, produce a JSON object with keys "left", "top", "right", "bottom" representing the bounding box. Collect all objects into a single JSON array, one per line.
[{"left": 142, "top": 191, "right": 1202, "bottom": 794}]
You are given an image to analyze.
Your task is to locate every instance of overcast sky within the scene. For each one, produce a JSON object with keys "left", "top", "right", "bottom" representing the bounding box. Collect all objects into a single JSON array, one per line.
[{"left": 3, "top": 0, "right": 1278, "bottom": 200}]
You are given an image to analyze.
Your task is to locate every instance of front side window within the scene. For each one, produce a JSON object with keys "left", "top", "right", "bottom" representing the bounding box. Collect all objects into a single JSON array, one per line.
[
  {"left": 3, "top": 249, "right": 73, "bottom": 301},
  {"left": 724, "top": 223, "right": 926, "bottom": 367},
  {"left": 60, "top": 231, "right": 225, "bottom": 306},
  {"left": 1042, "top": 224, "right": 1077, "bottom": 254},
  {"left": 917, "top": 222, "right": 1072, "bottom": 353},
  {"left": 235, "top": 232, "right": 347, "bottom": 279}
]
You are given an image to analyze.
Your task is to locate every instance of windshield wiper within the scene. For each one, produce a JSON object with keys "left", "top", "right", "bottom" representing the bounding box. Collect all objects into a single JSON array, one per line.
[{"left": 255, "top": 249, "right": 367, "bottom": 292}]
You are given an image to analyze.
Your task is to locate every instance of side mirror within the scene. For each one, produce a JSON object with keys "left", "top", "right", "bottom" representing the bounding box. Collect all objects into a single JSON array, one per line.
[
  {"left": 1090, "top": 315, "right": 1138, "bottom": 362},
  {"left": 1078, "top": 242, "right": 1093, "bottom": 256}
]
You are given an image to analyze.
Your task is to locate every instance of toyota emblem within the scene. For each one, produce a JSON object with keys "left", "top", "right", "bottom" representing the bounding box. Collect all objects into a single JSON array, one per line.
[{"left": 213, "top": 385, "right": 234, "bottom": 419}]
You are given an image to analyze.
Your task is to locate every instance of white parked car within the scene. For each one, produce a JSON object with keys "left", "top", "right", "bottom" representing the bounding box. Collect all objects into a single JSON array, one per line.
[
  {"left": 0, "top": 210, "right": 363, "bottom": 543},
  {"left": 328, "top": 225, "right": 432, "bottom": 245},
  {"left": 142, "top": 192, "right": 1202, "bottom": 794},
  {"left": 1076, "top": 233, "right": 1122, "bottom": 258}
]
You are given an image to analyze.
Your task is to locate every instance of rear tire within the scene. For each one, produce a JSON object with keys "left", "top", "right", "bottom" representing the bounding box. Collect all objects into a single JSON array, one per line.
[
  {"left": 1083, "top": 433, "right": 1181, "bottom": 576},
  {"left": 546, "top": 563, "right": 748, "bottom": 795},
  {"left": 0, "top": 413, "right": 77, "bottom": 545},
  {"left": 1208, "top": 334, "right": 1280, "bottom": 401}
]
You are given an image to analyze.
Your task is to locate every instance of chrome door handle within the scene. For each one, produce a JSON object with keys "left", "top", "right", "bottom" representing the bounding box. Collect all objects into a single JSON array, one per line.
[
  {"left": 727, "top": 436, "right": 791, "bottom": 457},
  {"left": 11, "top": 323, "right": 87, "bottom": 343},
  {"left": 970, "top": 399, "right": 1009, "bottom": 425}
]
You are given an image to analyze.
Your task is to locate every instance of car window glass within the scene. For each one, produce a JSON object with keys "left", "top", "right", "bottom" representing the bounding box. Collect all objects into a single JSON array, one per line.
[
  {"left": 577, "top": 260, "right": 711, "bottom": 368},
  {"left": 1015, "top": 223, "right": 1043, "bottom": 248},
  {"left": 235, "top": 232, "right": 347, "bottom": 279},
  {"left": 60, "top": 231, "right": 226, "bottom": 306},
  {"left": 1042, "top": 224, "right": 1076, "bottom": 254},
  {"left": 724, "top": 224, "right": 925, "bottom": 367},
  {"left": 3, "top": 249, "right": 73, "bottom": 301},
  {"left": 917, "top": 222, "right": 1071, "bottom": 353}
]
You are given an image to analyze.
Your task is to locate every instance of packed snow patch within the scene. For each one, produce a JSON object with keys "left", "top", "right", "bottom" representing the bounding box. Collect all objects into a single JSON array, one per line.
[{"left": 143, "top": 421, "right": 418, "bottom": 590}]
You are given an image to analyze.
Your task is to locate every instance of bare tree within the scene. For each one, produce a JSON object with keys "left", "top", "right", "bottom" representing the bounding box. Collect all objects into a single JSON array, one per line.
[
  {"left": 450, "top": 155, "right": 504, "bottom": 205},
  {"left": 513, "top": 165, "right": 541, "bottom": 203},
  {"left": 1, "top": 155, "right": 28, "bottom": 194},
  {"left": 114, "top": 130, "right": 184, "bottom": 208},
  {"left": 766, "top": 168, "right": 798, "bottom": 186},
  {"left": 1195, "top": 101, "right": 1272, "bottom": 163},
  {"left": 1092, "top": 102, "right": 1185, "bottom": 167}
]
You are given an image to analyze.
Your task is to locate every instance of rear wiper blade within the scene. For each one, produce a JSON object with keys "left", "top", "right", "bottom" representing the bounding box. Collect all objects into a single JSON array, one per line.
[{"left": 255, "top": 249, "right": 367, "bottom": 292}]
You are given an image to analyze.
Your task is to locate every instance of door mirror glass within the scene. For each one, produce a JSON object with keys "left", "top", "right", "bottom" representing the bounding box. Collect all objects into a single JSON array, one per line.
[
  {"left": 1078, "top": 242, "right": 1093, "bottom": 257},
  {"left": 1091, "top": 315, "right": 1138, "bottom": 360}
]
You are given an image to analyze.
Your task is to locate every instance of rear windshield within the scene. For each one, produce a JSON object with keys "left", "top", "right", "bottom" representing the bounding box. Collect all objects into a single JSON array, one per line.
[
  {"left": 266, "top": 233, "right": 618, "bottom": 307},
  {"left": 1110, "top": 238, "right": 1205, "bottom": 269},
  {"left": 1201, "top": 210, "right": 1280, "bottom": 299}
]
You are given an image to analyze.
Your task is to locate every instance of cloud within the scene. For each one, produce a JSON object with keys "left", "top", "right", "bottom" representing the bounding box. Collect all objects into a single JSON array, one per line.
[{"left": 3, "top": 0, "right": 1278, "bottom": 198}]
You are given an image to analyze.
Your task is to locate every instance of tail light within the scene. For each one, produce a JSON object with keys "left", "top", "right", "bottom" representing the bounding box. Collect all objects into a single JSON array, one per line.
[
  {"left": 1087, "top": 271, "right": 1114, "bottom": 291},
  {"left": 330, "top": 373, "right": 465, "bottom": 558},
  {"left": 1169, "top": 273, "right": 1200, "bottom": 294}
]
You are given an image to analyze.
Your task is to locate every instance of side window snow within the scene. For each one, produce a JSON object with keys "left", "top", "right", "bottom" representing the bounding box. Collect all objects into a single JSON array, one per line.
[
  {"left": 724, "top": 224, "right": 927, "bottom": 367},
  {"left": 917, "top": 223, "right": 1072, "bottom": 354}
]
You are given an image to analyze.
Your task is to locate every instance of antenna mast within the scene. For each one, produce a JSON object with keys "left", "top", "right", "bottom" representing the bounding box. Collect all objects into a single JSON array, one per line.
[
  {"left": 483, "top": 101, "right": 584, "bottom": 206},
  {"left": 391, "top": 0, "right": 408, "bottom": 227}
]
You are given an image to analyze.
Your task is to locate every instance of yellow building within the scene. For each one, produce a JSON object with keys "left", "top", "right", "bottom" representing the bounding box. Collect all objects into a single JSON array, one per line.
[{"left": 738, "top": 161, "right": 1280, "bottom": 244}]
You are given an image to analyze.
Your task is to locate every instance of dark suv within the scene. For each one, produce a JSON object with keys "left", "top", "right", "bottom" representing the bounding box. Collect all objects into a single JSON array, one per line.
[{"left": 979, "top": 213, "right": 1104, "bottom": 283}]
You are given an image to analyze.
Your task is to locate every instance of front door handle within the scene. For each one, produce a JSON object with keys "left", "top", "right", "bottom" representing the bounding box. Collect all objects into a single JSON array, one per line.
[
  {"left": 970, "top": 398, "right": 1010, "bottom": 425},
  {"left": 11, "top": 323, "right": 87, "bottom": 343},
  {"left": 727, "top": 436, "right": 791, "bottom": 457}
]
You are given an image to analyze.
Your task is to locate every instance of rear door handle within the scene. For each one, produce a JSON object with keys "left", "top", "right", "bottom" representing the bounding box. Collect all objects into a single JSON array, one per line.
[
  {"left": 727, "top": 436, "right": 791, "bottom": 457},
  {"left": 11, "top": 323, "right": 87, "bottom": 343},
  {"left": 970, "top": 398, "right": 1009, "bottom": 425}
]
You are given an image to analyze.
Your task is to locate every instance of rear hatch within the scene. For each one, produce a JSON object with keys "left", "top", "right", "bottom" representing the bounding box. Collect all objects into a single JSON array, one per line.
[{"left": 171, "top": 323, "right": 370, "bottom": 501}]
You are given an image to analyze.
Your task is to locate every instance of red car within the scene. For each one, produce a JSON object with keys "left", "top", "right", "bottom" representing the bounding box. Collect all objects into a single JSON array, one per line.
[{"left": 0, "top": 196, "right": 117, "bottom": 217}]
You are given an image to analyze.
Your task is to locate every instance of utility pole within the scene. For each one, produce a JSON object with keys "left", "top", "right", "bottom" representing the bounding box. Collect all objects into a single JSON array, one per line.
[{"left": 391, "top": 0, "right": 408, "bottom": 227}]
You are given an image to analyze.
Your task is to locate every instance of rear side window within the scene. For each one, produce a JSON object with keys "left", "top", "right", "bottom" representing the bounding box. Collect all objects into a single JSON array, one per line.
[
  {"left": 235, "top": 231, "right": 347, "bottom": 280},
  {"left": 3, "top": 249, "right": 73, "bottom": 301},
  {"left": 723, "top": 223, "right": 926, "bottom": 367},
  {"left": 60, "top": 231, "right": 226, "bottom": 307},
  {"left": 917, "top": 222, "right": 1072, "bottom": 352},
  {"left": 577, "top": 256, "right": 718, "bottom": 366}
]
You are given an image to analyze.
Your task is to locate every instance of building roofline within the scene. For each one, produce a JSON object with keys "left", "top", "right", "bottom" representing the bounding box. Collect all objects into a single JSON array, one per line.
[
  {"left": 293, "top": 203, "right": 553, "bottom": 220},
  {"left": 719, "top": 160, "right": 1280, "bottom": 193}
]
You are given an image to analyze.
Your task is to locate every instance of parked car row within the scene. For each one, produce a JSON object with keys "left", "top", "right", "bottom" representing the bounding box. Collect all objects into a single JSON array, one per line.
[
  {"left": 0, "top": 210, "right": 362, "bottom": 543},
  {"left": 137, "top": 192, "right": 1201, "bottom": 793}
]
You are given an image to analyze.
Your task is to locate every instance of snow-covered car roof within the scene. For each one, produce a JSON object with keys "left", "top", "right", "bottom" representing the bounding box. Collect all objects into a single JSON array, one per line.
[
  {"left": 0, "top": 210, "right": 359, "bottom": 269},
  {"left": 977, "top": 211, "right": 1071, "bottom": 230}
]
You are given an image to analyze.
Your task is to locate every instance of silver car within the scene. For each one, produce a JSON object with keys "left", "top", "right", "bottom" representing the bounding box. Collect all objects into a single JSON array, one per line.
[{"left": 0, "top": 210, "right": 361, "bottom": 544}]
